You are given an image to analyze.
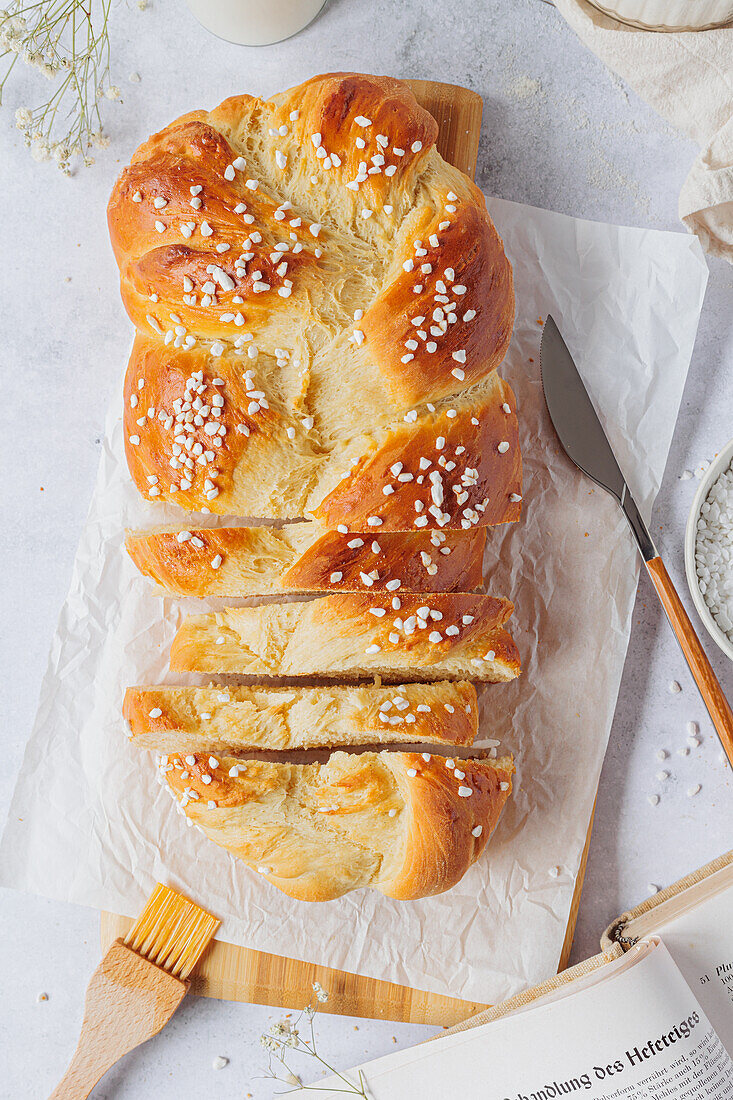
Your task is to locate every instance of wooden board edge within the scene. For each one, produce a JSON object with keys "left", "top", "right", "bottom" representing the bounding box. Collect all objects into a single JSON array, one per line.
[
  {"left": 404, "top": 79, "right": 483, "bottom": 181},
  {"left": 557, "top": 799, "right": 597, "bottom": 972},
  {"left": 100, "top": 910, "right": 487, "bottom": 1027}
]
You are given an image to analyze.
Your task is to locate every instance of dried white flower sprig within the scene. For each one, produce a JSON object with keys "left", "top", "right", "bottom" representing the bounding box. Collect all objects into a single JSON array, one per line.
[
  {"left": 0, "top": 0, "right": 127, "bottom": 174},
  {"left": 260, "top": 983, "right": 370, "bottom": 1097}
]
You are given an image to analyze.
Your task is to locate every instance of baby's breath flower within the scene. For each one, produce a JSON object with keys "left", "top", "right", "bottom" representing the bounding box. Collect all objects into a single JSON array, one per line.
[
  {"left": 260, "top": 995, "right": 368, "bottom": 1097},
  {"left": 30, "top": 137, "right": 49, "bottom": 161},
  {"left": 0, "top": 0, "right": 119, "bottom": 173}
]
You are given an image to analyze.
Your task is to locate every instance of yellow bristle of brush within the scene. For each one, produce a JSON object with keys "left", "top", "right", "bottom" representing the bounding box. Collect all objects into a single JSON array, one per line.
[{"left": 123, "top": 884, "right": 219, "bottom": 981}]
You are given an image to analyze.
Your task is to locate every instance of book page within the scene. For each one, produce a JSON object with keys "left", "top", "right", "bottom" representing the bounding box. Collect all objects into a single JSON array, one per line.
[
  {"left": 296, "top": 942, "right": 733, "bottom": 1099},
  {"left": 652, "top": 882, "right": 733, "bottom": 1054}
]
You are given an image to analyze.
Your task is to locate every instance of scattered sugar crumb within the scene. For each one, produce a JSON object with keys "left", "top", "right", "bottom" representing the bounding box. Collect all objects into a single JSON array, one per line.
[
  {"left": 687, "top": 721, "right": 699, "bottom": 736},
  {"left": 585, "top": 149, "right": 651, "bottom": 216},
  {"left": 656, "top": 749, "right": 668, "bottom": 760},
  {"left": 656, "top": 770, "right": 669, "bottom": 781},
  {"left": 129, "top": 72, "right": 141, "bottom": 83},
  {"left": 549, "top": 865, "right": 560, "bottom": 878},
  {"left": 647, "top": 794, "right": 660, "bottom": 806},
  {"left": 678, "top": 746, "right": 690, "bottom": 756},
  {"left": 505, "top": 74, "right": 543, "bottom": 101},
  {"left": 680, "top": 470, "right": 693, "bottom": 480},
  {"left": 647, "top": 883, "right": 660, "bottom": 894},
  {"left": 669, "top": 681, "right": 682, "bottom": 694},
  {"left": 687, "top": 736, "right": 701, "bottom": 748},
  {"left": 687, "top": 784, "right": 701, "bottom": 797},
  {"left": 212, "top": 1056, "right": 228, "bottom": 1070}
]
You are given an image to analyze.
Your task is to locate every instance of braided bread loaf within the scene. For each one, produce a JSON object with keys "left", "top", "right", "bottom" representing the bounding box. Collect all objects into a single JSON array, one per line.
[{"left": 113, "top": 74, "right": 521, "bottom": 901}]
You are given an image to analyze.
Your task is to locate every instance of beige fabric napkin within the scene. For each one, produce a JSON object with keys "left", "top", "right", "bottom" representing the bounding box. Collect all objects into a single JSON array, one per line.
[{"left": 555, "top": 0, "right": 733, "bottom": 261}]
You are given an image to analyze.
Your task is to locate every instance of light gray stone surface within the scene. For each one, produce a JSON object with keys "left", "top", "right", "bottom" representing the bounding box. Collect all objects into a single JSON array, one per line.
[{"left": 1, "top": 0, "right": 731, "bottom": 1095}]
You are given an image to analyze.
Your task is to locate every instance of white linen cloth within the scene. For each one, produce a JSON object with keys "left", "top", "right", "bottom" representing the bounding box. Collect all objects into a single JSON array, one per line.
[{"left": 556, "top": 0, "right": 733, "bottom": 261}]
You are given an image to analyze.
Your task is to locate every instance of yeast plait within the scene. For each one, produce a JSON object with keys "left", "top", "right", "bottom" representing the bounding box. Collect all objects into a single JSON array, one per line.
[{"left": 114, "top": 74, "right": 521, "bottom": 902}]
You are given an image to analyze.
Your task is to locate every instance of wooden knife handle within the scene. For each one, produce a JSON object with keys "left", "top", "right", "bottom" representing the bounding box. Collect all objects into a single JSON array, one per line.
[{"left": 646, "top": 556, "right": 733, "bottom": 765}]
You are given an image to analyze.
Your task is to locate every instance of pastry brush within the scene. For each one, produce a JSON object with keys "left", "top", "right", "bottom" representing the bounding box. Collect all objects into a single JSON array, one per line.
[{"left": 48, "top": 884, "right": 219, "bottom": 1100}]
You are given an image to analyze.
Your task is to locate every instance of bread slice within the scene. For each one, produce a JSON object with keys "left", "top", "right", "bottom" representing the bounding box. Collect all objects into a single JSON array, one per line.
[
  {"left": 170, "top": 592, "right": 519, "bottom": 682},
  {"left": 125, "top": 681, "right": 478, "bottom": 752},
  {"left": 125, "top": 524, "right": 485, "bottom": 598},
  {"left": 158, "top": 748, "right": 514, "bottom": 901}
]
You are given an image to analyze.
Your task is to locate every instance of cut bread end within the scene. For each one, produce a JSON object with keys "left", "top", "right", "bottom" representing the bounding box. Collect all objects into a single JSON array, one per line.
[{"left": 158, "top": 748, "right": 515, "bottom": 901}]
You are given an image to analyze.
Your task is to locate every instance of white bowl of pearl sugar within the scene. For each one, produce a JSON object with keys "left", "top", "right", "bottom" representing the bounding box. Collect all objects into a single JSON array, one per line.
[{"left": 685, "top": 435, "right": 733, "bottom": 663}]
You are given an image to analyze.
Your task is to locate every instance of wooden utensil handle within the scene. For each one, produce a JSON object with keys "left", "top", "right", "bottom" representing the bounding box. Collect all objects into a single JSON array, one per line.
[
  {"left": 49, "top": 942, "right": 187, "bottom": 1100},
  {"left": 646, "top": 556, "right": 733, "bottom": 764}
]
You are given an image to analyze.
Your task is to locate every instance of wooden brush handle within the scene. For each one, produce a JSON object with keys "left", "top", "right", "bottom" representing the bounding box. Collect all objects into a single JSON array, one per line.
[
  {"left": 646, "top": 556, "right": 733, "bottom": 765},
  {"left": 49, "top": 941, "right": 186, "bottom": 1100}
]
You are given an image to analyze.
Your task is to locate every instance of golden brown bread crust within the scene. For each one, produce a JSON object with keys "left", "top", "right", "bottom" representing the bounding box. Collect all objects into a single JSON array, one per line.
[
  {"left": 310, "top": 373, "right": 521, "bottom": 531},
  {"left": 381, "top": 752, "right": 514, "bottom": 900},
  {"left": 361, "top": 196, "right": 513, "bottom": 403},
  {"left": 282, "top": 526, "right": 485, "bottom": 591},
  {"left": 125, "top": 523, "right": 486, "bottom": 597},
  {"left": 109, "top": 72, "right": 518, "bottom": 524},
  {"left": 123, "top": 681, "right": 479, "bottom": 751},
  {"left": 158, "top": 748, "right": 514, "bottom": 901},
  {"left": 122, "top": 341, "right": 521, "bottom": 527},
  {"left": 169, "top": 592, "right": 520, "bottom": 682}
]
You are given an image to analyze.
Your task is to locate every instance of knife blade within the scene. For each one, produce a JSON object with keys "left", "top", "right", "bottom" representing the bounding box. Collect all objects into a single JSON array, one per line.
[
  {"left": 540, "top": 314, "right": 655, "bottom": 561},
  {"left": 540, "top": 313, "right": 733, "bottom": 763}
]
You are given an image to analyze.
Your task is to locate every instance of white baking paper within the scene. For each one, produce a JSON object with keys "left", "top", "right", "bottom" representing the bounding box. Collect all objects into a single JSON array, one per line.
[{"left": 0, "top": 197, "right": 708, "bottom": 1006}]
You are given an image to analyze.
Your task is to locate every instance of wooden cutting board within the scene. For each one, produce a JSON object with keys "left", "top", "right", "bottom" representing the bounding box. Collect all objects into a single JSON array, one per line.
[{"left": 101, "top": 80, "right": 595, "bottom": 1028}]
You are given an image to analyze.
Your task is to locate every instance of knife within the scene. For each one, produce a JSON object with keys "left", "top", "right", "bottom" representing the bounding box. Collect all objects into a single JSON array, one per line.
[{"left": 540, "top": 314, "right": 733, "bottom": 765}]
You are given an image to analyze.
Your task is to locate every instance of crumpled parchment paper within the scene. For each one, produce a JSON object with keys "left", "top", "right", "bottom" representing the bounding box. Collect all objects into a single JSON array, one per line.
[{"left": 0, "top": 196, "right": 708, "bottom": 1005}]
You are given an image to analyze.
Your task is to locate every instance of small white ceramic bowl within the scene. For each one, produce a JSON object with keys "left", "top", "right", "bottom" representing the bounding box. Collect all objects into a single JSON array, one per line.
[{"left": 684, "top": 435, "right": 733, "bottom": 663}]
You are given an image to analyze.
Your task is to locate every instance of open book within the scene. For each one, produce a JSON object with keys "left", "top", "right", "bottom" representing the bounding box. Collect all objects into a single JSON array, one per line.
[{"left": 299, "top": 850, "right": 733, "bottom": 1099}]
